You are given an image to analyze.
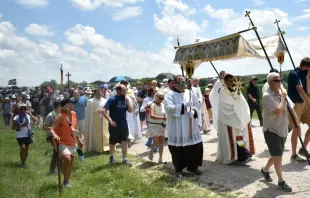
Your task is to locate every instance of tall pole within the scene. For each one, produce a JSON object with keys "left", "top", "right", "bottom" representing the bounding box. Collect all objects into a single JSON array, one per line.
[
  {"left": 274, "top": 19, "right": 296, "bottom": 69},
  {"left": 245, "top": 11, "right": 274, "bottom": 71},
  {"left": 60, "top": 64, "right": 64, "bottom": 93},
  {"left": 176, "top": 36, "right": 185, "bottom": 77},
  {"left": 210, "top": 61, "right": 220, "bottom": 78},
  {"left": 245, "top": 11, "right": 310, "bottom": 165},
  {"left": 66, "top": 72, "right": 72, "bottom": 88}
]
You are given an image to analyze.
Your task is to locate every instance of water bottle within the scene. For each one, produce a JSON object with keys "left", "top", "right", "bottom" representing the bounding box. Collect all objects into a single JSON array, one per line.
[{"left": 77, "top": 144, "right": 84, "bottom": 162}]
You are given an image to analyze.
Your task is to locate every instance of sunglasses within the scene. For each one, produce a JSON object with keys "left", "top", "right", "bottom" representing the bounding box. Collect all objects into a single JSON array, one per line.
[
  {"left": 20, "top": 108, "right": 27, "bottom": 111},
  {"left": 159, "top": 97, "right": 164, "bottom": 100},
  {"left": 176, "top": 81, "right": 186, "bottom": 86},
  {"left": 272, "top": 80, "right": 282, "bottom": 83}
]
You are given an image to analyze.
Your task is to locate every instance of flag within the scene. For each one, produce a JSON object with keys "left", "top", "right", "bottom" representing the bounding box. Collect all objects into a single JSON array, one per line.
[{"left": 8, "top": 79, "right": 17, "bottom": 85}]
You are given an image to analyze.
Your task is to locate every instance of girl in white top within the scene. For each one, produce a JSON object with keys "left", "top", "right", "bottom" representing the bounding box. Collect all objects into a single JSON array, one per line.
[
  {"left": 12, "top": 104, "right": 37, "bottom": 168},
  {"left": 148, "top": 92, "right": 166, "bottom": 164}
]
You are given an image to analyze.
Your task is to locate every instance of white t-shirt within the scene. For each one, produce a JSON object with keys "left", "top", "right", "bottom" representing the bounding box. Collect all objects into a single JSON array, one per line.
[{"left": 13, "top": 114, "right": 31, "bottom": 138}]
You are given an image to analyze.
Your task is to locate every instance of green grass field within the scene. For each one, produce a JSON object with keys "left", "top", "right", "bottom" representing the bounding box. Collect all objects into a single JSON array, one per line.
[{"left": 0, "top": 122, "right": 235, "bottom": 198}]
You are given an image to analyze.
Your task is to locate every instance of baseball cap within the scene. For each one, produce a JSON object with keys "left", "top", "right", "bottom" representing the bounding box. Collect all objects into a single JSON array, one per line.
[
  {"left": 163, "top": 79, "right": 168, "bottom": 83},
  {"left": 99, "top": 84, "right": 105, "bottom": 88},
  {"left": 19, "top": 103, "right": 27, "bottom": 108},
  {"left": 207, "top": 83, "right": 214, "bottom": 87},
  {"left": 250, "top": 76, "right": 258, "bottom": 81}
]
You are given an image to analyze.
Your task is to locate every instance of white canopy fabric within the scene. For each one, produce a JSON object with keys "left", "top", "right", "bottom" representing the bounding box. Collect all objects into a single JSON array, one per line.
[{"left": 173, "top": 33, "right": 286, "bottom": 68}]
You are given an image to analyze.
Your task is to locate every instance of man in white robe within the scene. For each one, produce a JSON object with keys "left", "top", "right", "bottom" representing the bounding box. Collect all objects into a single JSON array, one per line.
[
  {"left": 165, "top": 75, "right": 203, "bottom": 178},
  {"left": 193, "top": 77, "right": 211, "bottom": 133},
  {"left": 215, "top": 74, "right": 255, "bottom": 165},
  {"left": 126, "top": 89, "right": 142, "bottom": 142},
  {"left": 84, "top": 88, "right": 110, "bottom": 153},
  {"left": 210, "top": 71, "right": 226, "bottom": 132}
]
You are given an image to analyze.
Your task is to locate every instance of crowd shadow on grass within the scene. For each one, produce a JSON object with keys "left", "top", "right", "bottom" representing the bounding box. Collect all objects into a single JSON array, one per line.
[
  {"left": 38, "top": 183, "right": 58, "bottom": 197},
  {"left": 3, "top": 161, "right": 20, "bottom": 169},
  {"left": 252, "top": 180, "right": 298, "bottom": 198},
  {"left": 89, "top": 162, "right": 123, "bottom": 174},
  {"left": 282, "top": 161, "right": 309, "bottom": 173},
  {"left": 84, "top": 151, "right": 109, "bottom": 159}
]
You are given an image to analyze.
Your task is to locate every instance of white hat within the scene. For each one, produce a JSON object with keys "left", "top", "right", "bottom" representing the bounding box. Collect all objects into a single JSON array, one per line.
[
  {"left": 12, "top": 94, "right": 16, "bottom": 99},
  {"left": 85, "top": 89, "right": 92, "bottom": 94},
  {"left": 163, "top": 79, "right": 168, "bottom": 83},
  {"left": 5, "top": 97, "right": 9, "bottom": 100}
]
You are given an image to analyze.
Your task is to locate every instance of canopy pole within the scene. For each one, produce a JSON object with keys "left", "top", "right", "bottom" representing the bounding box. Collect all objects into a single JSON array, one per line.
[
  {"left": 210, "top": 61, "right": 220, "bottom": 78},
  {"left": 245, "top": 11, "right": 274, "bottom": 71},
  {"left": 246, "top": 11, "right": 310, "bottom": 166},
  {"left": 274, "top": 19, "right": 296, "bottom": 69},
  {"left": 176, "top": 36, "right": 185, "bottom": 77}
]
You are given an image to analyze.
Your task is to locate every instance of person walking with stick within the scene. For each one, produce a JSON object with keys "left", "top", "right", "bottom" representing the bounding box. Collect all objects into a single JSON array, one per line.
[{"left": 50, "top": 99, "right": 84, "bottom": 188}]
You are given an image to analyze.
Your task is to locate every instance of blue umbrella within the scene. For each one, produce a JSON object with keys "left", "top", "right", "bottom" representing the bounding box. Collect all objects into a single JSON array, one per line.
[{"left": 109, "top": 76, "right": 133, "bottom": 82}]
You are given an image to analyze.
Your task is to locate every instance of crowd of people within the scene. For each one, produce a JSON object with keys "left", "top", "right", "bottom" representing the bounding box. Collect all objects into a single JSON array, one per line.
[{"left": 1, "top": 57, "right": 310, "bottom": 192}]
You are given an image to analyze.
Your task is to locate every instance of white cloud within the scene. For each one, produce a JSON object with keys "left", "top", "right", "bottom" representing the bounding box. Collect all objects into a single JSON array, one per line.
[
  {"left": 154, "top": 0, "right": 207, "bottom": 45},
  {"left": 295, "top": 9, "right": 310, "bottom": 20},
  {"left": 25, "top": 24, "right": 54, "bottom": 36},
  {"left": 16, "top": 0, "right": 49, "bottom": 8},
  {"left": 295, "top": 0, "right": 308, "bottom": 3},
  {"left": 0, "top": 21, "right": 181, "bottom": 86},
  {"left": 298, "top": 26, "right": 310, "bottom": 31},
  {"left": 71, "top": 0, "right": 143, "bottom": 10},
  {"left": 111, "top": 6, "right": 143, "bottom": 21},
  {"left": 156, "top": 0, "right": 197, "bottom": 16},
  {"left": 252, "top": 0, "right": 266, "bottom": 6},
  {"left": 203, "top": 4, "right": 292, "bottom": 36}
]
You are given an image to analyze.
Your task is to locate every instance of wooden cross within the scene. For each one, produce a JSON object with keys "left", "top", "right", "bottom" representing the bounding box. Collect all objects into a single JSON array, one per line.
[{"left": 66, "top": 72, "right": 72, "bottom": 87}]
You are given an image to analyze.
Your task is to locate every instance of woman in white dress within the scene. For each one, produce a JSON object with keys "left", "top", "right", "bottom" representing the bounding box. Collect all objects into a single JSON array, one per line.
[{"left": 148, "top": 92, "right": 166, "bottom": 164}]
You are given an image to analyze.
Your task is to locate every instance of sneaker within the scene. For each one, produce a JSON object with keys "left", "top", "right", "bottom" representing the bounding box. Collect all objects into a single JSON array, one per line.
[
  {"left": 187, "top": 168, "right": 203, "bottom": 175},
  {"left": 260, "top": 167, "right": 273, "bottom": 182},
  {"left": 278, "top": 181, "right": 292, "bottom": 192},
  {"left": 49, "top": 169, "right": 56, "bottom": 175},
  {"left": 298, "top": 148, "right": 310, "bottom": 158},
  {"left": 145, "top": 138, "right": 152, "bottom": 148},
  {"left": 109, "top": 155, "right": 115, "bottom": 165},
  {"left": 291, "top": 154, "right": 305, "bottom": 162},
  {"left": 148, "top": 151, "right": 153, "bottom": 161},
  {"left": 158, "top": 158, "right": 163, "bottom": 164},
  {"left": 240, "top": 157, "right": 252, "bottom": 166},
  {"left": 63, "top": 181, "right": 72, "bottom": 188},
  {"left": 176, "top": 172, "right": 182, "bottom": 179},
  {"left": 21, "top": 164, "right": 28, "bottom": 169},
  {"left": 153, "top": 146, "right": 159, "bottom": 153},
  {"left": 122, "top": 159, "right": 132, "bottom": 167}
]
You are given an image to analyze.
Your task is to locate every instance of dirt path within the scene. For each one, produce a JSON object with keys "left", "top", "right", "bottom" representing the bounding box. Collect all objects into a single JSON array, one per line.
[{"left": 127, "top": 120, "right": 310, "bottom": 198}]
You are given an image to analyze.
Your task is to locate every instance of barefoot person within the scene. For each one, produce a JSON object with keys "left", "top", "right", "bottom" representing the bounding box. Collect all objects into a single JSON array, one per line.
[
  {"left": 50, "top": 99, "right": 84, "bottom": 188},
  {"left": 103, "top": 84, "right": 133, "bottom": 167},
  {"left": 261, "top": 72, "right": 300, "bottom": 192},
  {"left": 148, "top": 92, "right": 166, "bottom": 164}
]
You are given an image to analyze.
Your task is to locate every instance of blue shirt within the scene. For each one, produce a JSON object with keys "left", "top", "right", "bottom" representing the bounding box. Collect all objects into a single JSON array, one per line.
[
  {"left": 72, "top": 96, "right": 88, "bottom": 120},
  {"left": 104, "top": 96, "right": 128, "bottom": 128},
  {"left": 287, "top": 68, "right": 307, "bottom": 103}
]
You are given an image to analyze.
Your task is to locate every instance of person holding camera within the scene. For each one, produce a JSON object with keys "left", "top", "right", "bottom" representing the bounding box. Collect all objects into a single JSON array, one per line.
[
  {"left": 261, "top": 72, "right": 301, "bottom": 192},
  {"left": 50, "top": 99, "right": 84, "bottom": 188},
  {"left": 12, "top": 103, "right": 37, "bottom": 168},
  {"left": 148, "top": 92, "right": 166, "bottom": 164}
]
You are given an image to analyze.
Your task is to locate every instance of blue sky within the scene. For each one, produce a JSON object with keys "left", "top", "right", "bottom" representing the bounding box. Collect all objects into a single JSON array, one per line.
[{"left": 0, "top": 0, "right": 309, "bottom": 86}]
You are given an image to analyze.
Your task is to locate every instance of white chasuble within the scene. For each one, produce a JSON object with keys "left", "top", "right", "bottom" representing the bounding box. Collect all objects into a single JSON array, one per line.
[
  {"left": 126, "top": 92, "right": 142, "bottom": 140},
  {"left": 84, "top": 97, "right": 110, "bottom": 152},
  {"left": 209, "top": 80, "right": 225, "bottom": 131},
  {"left": 215, "top": 88, "right": 255, "bottom": 164},
  {"left": 164, "top": 90, "right": 202, "bottom": 147}
]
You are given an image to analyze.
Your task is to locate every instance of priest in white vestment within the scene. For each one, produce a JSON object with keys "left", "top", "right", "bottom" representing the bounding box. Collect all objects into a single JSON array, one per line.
[
  {"left": 126, "top": 89, "right": 142, "bottom": 142},
  {"left": 165, "top": 75, "right": 203, "bottom": 178},
  {"left": 84, "top": 88, "right": 110, "bottom": 153},
  {"left": 215, "top": 74, "right": 255, "bottom": 165}
]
